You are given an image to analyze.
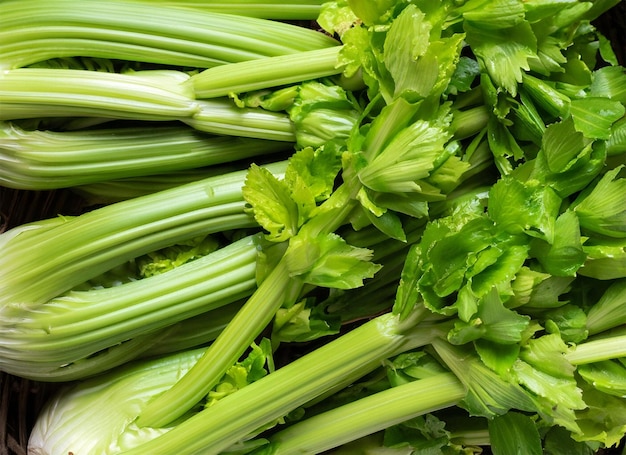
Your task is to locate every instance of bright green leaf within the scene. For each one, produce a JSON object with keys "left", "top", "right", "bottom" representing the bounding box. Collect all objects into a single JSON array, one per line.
[
  {"left": 570, "top": 97, "right": 625, "bottom": 140},
  {"left": 243, "top": 164, "right": 298, "bottom": 242}
]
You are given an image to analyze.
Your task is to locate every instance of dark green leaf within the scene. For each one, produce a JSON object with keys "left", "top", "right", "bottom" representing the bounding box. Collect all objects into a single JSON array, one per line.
[{"left": 489, "top": 412, "right": 542, "bottom": 455}]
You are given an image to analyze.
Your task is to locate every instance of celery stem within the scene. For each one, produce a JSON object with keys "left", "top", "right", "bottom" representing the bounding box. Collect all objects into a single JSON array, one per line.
[
  {"left": 136, "top": 257, "right": 294, "bottom": 428},
  {"left": 268, "top": 373, "right": 465, "bottom": 455},
  {"left": 125, "top": 315, "right": 443, "bottom": 454},
  {"left": 190, "top": 46, "right": 343, "bottom": 98},
  {"left": 566, "top": 334, "right": 626, "bottom": 365}
]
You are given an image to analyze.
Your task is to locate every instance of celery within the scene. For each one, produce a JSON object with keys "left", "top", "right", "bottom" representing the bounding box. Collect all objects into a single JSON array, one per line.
[
  {"left": 189, "top": 47, "right": 344, "bottom": 99},
  {"left": 0, "top": 234, "right": 260, "bottom": 381},
  {"left": 0, "top": 0, "right": 338, "bottom": 70},
  {"left": 128, "top": 0, "right": 325, "bottom": 19},
  {"left": 184, "top": 100, "right": 296, "bottom": 141},
  {"left": 0, "top": 121, "right": 290, "bottom": 189},
  {"left": 138, "top": 301, "right": 242, "bottom": 358},
  {"left": 136, "top": 2, "right": 481, "bottom": 428},
  {"left": 126, "top": 314, "right": 446, "bottom": 454},
  {"left": 0, "top": 68, "right": 196, "bottom": 121},
  {"left": 14, "top": 0, "right": 626, "bottom": 453},
  {"left": 0, "top": 68, "right": 296, "bottom": 140},
  {"left": 71, "top": 165, "right": 248, "bottom": 204},
  {"left": 261, "top": 373, "right": 466, "bottom": 454},
  {"left": 0, "top": 161, "right": 286, "bottom": 309},
  {"left": 136, "top": 183, "right": 366, "bottom": 427},
  {"left": 566, "top": 334, "right": 626, "bottom": 365},
  {"left": 27, "top": 347, "right": 207, "bottom": 455}
]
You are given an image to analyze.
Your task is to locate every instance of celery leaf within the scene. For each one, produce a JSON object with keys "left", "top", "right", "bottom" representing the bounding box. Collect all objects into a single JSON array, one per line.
[
  {"left": 489, "top": 412, "right": 542, "bottom": 455},
  {"left": 285, "top": 233, "right": 381, "bottom": 289},
  {"left": 465, "top": 20, "right": 537, "bottom": 95},
  {"left": 570, "top": 97, "right": 625, "bottom": 140},
  {"left": 572, "top": 166, "right": 626, "bottom": 238}
]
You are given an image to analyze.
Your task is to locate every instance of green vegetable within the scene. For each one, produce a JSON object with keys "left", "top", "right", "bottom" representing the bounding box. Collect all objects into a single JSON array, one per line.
[
  {"left": 9, "top": 0, "right": 626, "bottom": 453},
  {"left": 0, "top": 233, "right": 262, "bottom": 380},
  {"left": 27, "top": 339, "right": 275, "bottom": 455},
  {"left": 0, "top": 0, "right": 338, "bottom": 70},
  {"left": 0, "top": 121, "right": 290, "bottom": 189},
  {"left": 0, "top": 68, "right": 296, "bottom": 141},
  {"left": 128, "top": 0, "right": 326, "bottom": 20},
  {"left": 189, "top": 47, "right": 344, "bottom": 99},
  {"left": 0, "top": 163, "right": 286, "bottom": 307},
  {"left": 0, "top": 162, "right": 290, "bottom": 380}
]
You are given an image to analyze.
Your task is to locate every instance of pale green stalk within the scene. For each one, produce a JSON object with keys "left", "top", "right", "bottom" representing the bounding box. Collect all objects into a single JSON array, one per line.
[
  {"left": 266, "top": 373, "right": 466, "bottom": 455},
  {"left": 129, "top": 0, "right": 325, "bottom": 19},
  {"left": 0, "top": 68, "right": 196, "bottom": 121},
  {"left": 189, "top": 46, "right": 343, "bottom": 98},
  {"left": 0, "top": 235, "right": 259, "bottom": 381},
  {"left": 184, "top": 100, "right": 296, "bottom": 141},
  {"left": 28, "top": 347, "right": 207, "bottom": 455},
  {"left": 0, "top": 0, "right": 338, "bottom": 70},
  {"left": 0, "top": 121, "right": 290, "bottom": 189},
  {"left": 139, "top": 300, "right": 243, "bottom": 358},
  {"left": 566, "top": 334, "right": 626, "bottom": 365},
  {"left": 0, "top": 161, "right": 287, "bottom": 308},
  {"left": 124, "top": 314, "right": 446, "bottom": 454},
  {"left": 2, "top": 331, "right": 167, "bottom": 383},
  {"left": 0, "top": 301, "right": 243, "bottom": 382},
  {"left": 450, "top": 105, "right": 490, "bottom": 140},
  {"left": 71, "top": 165, "right": 246, "bottom": 204},
  {"left": 0, "top": 69, "right": 296, "bottom": 140}
]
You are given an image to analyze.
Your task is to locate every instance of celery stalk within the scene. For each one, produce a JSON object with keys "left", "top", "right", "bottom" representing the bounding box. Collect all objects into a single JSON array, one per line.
[
  {"left": 137, "top": 181, "right": 361, "bottom": 427},
  {"left": 184, "top": 100, "right": 296, "bottom": 141},
  {"left": 138, "top": 300, "right": 242, "bottom": 358},
  {"left": 128, "top": 0, "right": 325, "bottom": 19},
  {"left": 70, "top": 165, "right": 247, "bottom": 204},
  {"left": 126, "top": 314, "right": 446, "bottom": 454},
  {"left": 27, "top": 347, "right": 206, "bottom": 455},
  {"left": 0, "top": 235, "right": 260, "bottom": 381},
  {"left": 189, "top": 47, "right": 343, "bottom": 98},
  {"left": 135, "top": 258, "right": 295, "bottom": 427},
  {"left": 566, "top": 334, "right": 626, "bottom": 365},
  {"left": 0, "top": 68, "right": 296, "bottom": 140},
  {"left": 0, "top": 161, "right": 286, "bottom": 308},
  {"left": 0, "top": 68, "right": 196, "bottom": 121},
  {"left": 0, "top": 121, "right": 290, "bottom": 190},
  {"left": 265, "top": 373, "right": 465, "bottom": 455},
  {"left": 0, "top": 0, "right": 338, "bottom": 70}
]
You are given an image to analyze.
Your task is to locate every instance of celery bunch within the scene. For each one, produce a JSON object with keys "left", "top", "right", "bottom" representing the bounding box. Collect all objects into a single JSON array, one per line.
[{"left": 0, "top": 0, "right": 623, "bottom": 454}]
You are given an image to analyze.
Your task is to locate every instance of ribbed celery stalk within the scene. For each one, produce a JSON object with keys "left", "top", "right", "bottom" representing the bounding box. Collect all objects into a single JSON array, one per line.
[
  {"left": 184, "top": 100, "right": 296, "bottom": 141},
  {"left": 71, "top": 166, "right": 245, "bottom": 204},
  {"left": 126, "top": 314, "right": 447, "bottom": 455},
  {"left": 264, "top": 373, "right": 466, "bottom": 454},
  {"left": 189, "top": 46, "right": 344, "bottom": 98},
  {"left": 0, "top": 68, "right": 296, "bottom": 140},
  {"left": 0, "top": 68, "right": 196, "bottom": 121},
  {"left": 130, "top": 0, "right": 325, "bottom": 19},
  {"left": 566, "top": 333, "right": 626, "bottom": 365},
  {"left": 0, "top": 235, "right": 260, "bottom": 381},
  {"left": 0, "top": 122, "right": 291, "bottom": 189},
  {"left": 0, "top": 0, "right": 339, "bottom": 70},
  {"left": 139, "top": 300, "right": 242, "bottom": 358},
  {"left": 0, "top": 161, "right": 286, "bottom": 309}
]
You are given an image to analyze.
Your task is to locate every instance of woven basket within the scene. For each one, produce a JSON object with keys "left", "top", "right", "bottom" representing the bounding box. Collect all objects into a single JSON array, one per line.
[{"left": 1, "top": 4, "right": 625, "bottom": 453}]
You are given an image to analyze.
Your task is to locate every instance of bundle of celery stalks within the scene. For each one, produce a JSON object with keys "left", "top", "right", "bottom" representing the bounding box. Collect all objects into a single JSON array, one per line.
[{"left": 1, "top": 0, "right": 626, "bottom": 453}]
